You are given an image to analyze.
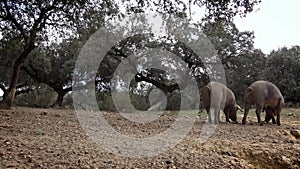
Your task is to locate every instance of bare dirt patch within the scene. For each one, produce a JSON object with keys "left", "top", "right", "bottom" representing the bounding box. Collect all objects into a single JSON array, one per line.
[{"left": 0, "top": 107, "right": 300, "bottom": 168}]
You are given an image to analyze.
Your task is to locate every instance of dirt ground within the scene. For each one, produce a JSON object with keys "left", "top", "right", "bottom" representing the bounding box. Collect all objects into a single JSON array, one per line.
[{"left": 0, "top": 107, "right": 300, "bottom": 169}]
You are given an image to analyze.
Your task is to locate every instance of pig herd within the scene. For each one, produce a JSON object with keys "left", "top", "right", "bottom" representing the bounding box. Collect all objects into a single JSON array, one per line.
[{"left": 199, "top": 80, "right": 284, "bottom": 126}]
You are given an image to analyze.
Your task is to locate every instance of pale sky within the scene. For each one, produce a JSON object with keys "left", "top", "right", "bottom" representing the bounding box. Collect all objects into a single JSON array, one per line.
[
  {"left": 1, "top": 0, "right": 299, "bottom": 97},
  {"left": 234, "top": 0, "right": 300, "bottom": 54}
]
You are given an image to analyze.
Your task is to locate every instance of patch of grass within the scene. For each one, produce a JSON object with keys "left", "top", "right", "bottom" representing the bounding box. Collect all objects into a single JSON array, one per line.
[
  {"left": 34, "top": 130, "right": 45, "bottom": 136},
  {"left": 237, "top": 108, "right": 300, "bottom": 119},
  {"left": 168, "top": 111, "right": 179, "bottom": 116},
  {"left": 197, "top": 111, "right": 208, "bottom": 118},
  {"left": 163, "top": 108, "right": 300, "bottom": 121},
  {"left": 181, "top": 110, "right": 199, "bottom": 116},
  {"left": 164, "top": 110, "right": 199, "bottom": 117},
  {"left": 281, "top": 108, "right": 300, "bottom": 119},
  {"left": 236, "top": 109, "right": 256, "bottom": 117}
]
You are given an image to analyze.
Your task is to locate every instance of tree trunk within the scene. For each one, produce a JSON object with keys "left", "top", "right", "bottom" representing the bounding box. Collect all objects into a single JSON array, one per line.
[
  {"left": 0, "top": 45, "right": 35, "bottom": 109},
  {"left": 55, "top": 92, "right": 65, "bottom": 107},
  {"left": 54, "top": 88, "right": 71, "bottom": 107}
]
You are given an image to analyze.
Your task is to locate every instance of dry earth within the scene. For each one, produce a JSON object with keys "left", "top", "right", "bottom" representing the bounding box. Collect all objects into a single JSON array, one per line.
[{"left": 0, "top": 107, "right": 300, "bottom": 169}]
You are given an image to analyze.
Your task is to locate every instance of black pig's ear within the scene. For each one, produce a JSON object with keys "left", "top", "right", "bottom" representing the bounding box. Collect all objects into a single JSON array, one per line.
[
  {"left": 247, "top": 87, "right": 253, "bottom": 93},
  {"left": 205, "top": 86, "right": 211, "bottom": 92},
  {"left": 199, "top": 86, "right": 210, "bottom": 93}
]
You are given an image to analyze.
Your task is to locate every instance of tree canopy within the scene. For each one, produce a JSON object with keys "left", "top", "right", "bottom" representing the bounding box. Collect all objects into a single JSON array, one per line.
[
  {"left": 264, "top": 46, "right": 300, "bottom": 105},
  {"left": 3, "top": 0, "right": 286, "bottom": 109},
  {"left": 0, "top": 0, "right": 117, "bottom": 108}
]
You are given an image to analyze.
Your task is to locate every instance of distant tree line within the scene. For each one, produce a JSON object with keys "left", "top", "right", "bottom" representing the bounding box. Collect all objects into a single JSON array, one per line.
[
  {"left": 1, "top": 16, "right": 299, "bottom": 109},
  {"left": 2, "top": 0, "right": 299, "bottom": 110}
]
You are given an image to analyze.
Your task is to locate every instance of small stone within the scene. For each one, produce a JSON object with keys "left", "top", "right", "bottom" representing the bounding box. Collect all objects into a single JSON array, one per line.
[
  {"left": 165, "top": 160, "right": 173, "bottom": 164},
  {"left": 282, "top": 156, "right": 291, "bottom": 164},
  {"left": 247, "top": 164, "right": 255, "bottom": 169},
  {"left": 6, "top": 162, "right": 18, "bottom": 167},
  {"left": 40, "top": 112, "right": 48, "bottom": 115},
  {"left": 288, "top": 112, "right": 294, "bottom": 116},
  {"left": 46, "top": 149, "right": 54, "bottom": 153},
  {"left": 251, "top": 150, "right": 263, "bottom": 156},
  {"left": 104, "top": 160, "right": 112, "bottom": 164},
  {"left": 54, "top": 114, "right": 61, "bottom": 117},
  {"left": 290, "top": 129, "right": 300, "bottom": 139}
]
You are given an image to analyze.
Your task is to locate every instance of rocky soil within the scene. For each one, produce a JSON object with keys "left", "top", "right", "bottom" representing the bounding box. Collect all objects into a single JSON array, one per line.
[{"left": 0, "top": 107, "right": 300, "bottom": 168}]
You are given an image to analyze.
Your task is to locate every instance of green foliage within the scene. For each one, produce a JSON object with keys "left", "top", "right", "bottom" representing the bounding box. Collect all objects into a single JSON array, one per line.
[
  {"left": 96, "top": 91, "right": 150, "bottom": 111},
  {"left": 0, "top": 0, "right": 117, "bottom": 43},
  {"left": 0, "top": 38, "right": 37, "bottom": 95},
  {"left": 166, "top": 90, "right": 181, "bottom": 110},
  {"left": 121, "top": 0, "right": 261, "bottom": 20},
  {"left": 61, "top": 93, "right": 74, "bottom": 109},
  {"left": 226, "top": 49, "right": 266, "bottom": 103},
  {"left": 264, "top": 46, "right": 300, "bottom": 104},
  {"left": 33, "top": 130, "right": 46, "bottom": 136},
  {"left": 0, "top": 0, "right": 118, "bottom": 108},
  {"left": 0, "top": 38, "right": 22, "bottom": 88},
  {"left": 202, "top": 19, "right": 266, "bottom": 103},
  {"left": 129, "top": 92, "right": 150, "bottom": 111},
  {"left": 0, "top": 0, "right": 264, "bottom": 108},
  {"left": 14, "top": 83, "right": 57, "bottom": 108},
  {"left": 24, "top": 40, "right": 77, "bottom": 89},
  {"left": 97, "top": 92, "right": 116, "bottom": 111},
  {"left": 96, "top": 90, "right": 196, "bottom": 111}
]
